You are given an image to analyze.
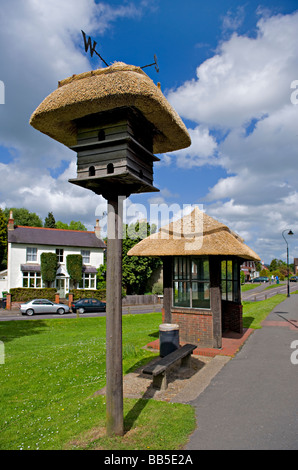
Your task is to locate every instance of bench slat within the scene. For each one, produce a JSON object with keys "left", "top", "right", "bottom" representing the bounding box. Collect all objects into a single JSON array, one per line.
[{"left": 143, "top": 343, "right": 197, "bottom": 376}]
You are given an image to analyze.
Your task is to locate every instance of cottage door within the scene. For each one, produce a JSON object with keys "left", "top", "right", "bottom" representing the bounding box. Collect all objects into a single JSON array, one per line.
[{"left": 56, "top": 275, "right": 66, "bottom": 299}]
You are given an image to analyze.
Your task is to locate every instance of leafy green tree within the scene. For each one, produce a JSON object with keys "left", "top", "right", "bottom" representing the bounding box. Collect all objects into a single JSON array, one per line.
[
  {"left": 40, "top": 252, "right": 58, "bottom": 287},
  {"left": 122, "top": 221, "right": 162, "bottom": 295},
  {"left": 56, "top": 220, "right": 87, "bottom": 231},
  {"left": 269, "top": 259, "right": 286, "bottom": 271},
  {"left": 44, "top": 212, "right": 56, "bottom": 228},
  {"left": 4, "top": 208, "right": 42, "bottom": 227}
]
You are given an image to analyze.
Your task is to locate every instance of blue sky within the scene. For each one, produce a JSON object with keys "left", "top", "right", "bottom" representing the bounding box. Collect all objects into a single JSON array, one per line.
[{"left": 0, "top": 0, "right": 298, "bottom": 263}]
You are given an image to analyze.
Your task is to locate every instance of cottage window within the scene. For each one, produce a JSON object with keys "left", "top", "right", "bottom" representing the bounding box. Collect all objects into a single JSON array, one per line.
[
  {"left": 221, "top": 258, "right": 240, "bottom": 302},
  {"left": 81, "top": 250, "right": 90, "bottom": 264},
  {"left": 22, "top": 271, "right": 42, "bottom": 288},
  {"left": 79, "top": 273, "right": 96, "bottom": 289},
  {"left": 56, "top": 249, "right": 64, "bottom": 263},
  {"left": 173, "top": 256, "right": 210, "bottom": 309},
  {"left": 26, "top": 247, "right": 37, "bottom": 262}
]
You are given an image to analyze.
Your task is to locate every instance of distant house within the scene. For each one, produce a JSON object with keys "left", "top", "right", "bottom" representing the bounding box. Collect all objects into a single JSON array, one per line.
[
  {"left": 240, "top": 260, "right": 258, "bottom": 281},
  {"left": 3, "top": 212, "right": 105, "bottom": 298}
]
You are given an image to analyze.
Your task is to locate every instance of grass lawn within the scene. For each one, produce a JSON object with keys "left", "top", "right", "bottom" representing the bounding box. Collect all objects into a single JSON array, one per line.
[
  {"left": 242, "top": 294, "right": 287, "bottom": 329},
  {"left": 1, "top": 293, "right": 288, "bottom": 450},
  {"left": 241, "top": 283, "right": 261, "bottom": 292},
  {"left": 0, "top": 313, "right": 195, "bottom": 450}
]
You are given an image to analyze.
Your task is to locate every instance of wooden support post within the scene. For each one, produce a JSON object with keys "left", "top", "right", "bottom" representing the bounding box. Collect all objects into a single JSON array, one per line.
[
  {"left": 210, "top": 256, "right": 222, "bottom": 349},
  {"left": 162, "top": 257, "right": 172, "bottom": 324},
  {"left": 106, "top": 195, "right": 124, "bottom": 436}
]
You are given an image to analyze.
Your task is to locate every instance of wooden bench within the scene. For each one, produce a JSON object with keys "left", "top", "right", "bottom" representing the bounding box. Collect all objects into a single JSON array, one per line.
[{"left": 142, "top": 344, "right": 197, "bottom": 390}]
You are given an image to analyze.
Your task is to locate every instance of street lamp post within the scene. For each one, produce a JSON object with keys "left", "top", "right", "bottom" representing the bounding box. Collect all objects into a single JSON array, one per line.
[{"left": 282, "top": 229, "right": 294, "bottom": 297}]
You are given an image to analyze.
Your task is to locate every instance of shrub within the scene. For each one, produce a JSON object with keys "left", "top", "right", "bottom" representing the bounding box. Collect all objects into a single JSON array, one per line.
[
  {"left": 69, "top": 289, "right": 106, "bottom": 301},
  {"left": 10, "top": 288, "right": 57, "bottom": 302},
  {"left": 41, "top": 252, "right": 58, "bottom": 287},
  {"left": 66, "top": 255, "right": 83, "bottom": 284},
  {"left": 152, "top": 282, "right": 163, "bottom": 295}
]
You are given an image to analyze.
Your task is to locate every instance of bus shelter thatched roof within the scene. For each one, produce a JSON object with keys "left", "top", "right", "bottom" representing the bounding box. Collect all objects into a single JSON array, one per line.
[{"left": 128, "top": 207, "right": 260, "bottom": 261}]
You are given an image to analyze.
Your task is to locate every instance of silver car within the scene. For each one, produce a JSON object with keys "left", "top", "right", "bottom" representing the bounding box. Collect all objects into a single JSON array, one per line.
[{"left": 20, "top": 299, "right": 70, "bottom": 316}]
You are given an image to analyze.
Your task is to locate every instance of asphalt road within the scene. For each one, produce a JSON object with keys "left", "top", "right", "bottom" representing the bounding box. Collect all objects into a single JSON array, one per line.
[
  {"left": 186, "top": 294, "right": 298, "bottom": 450},
  {"left": 242, "top": 280, "right": 298, "bottom": 301},
  {"left": 0, "top": 282, "right": 295, "bottom": 321},
  {"left": 0, "top": 304, "right": 162, "bottom": 321}
]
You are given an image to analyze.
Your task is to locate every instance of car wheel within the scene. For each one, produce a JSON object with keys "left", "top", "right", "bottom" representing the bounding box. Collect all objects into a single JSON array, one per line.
[
  {"left": 26, "top": 309, "right": 34, "bottom": 316},
  {"left": 78, "top": 307, "right": 85, "bottom": 314},
  {"left": 57, "top": 308, "right": 65, "bottom": 315}
]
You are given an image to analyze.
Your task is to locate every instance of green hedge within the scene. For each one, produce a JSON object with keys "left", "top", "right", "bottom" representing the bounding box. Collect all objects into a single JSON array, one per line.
[
  {"left": 66, "top": 255, "right": 83, "bottom": 283},
  {"left": 69, "top": 289, "right": 106, "bottom": 301},
  {"left": 10, "top": 288, "right": 57, "bottom": 302},
  {"left": 41, "top": 253, "right": 58, "bottom": 286}
]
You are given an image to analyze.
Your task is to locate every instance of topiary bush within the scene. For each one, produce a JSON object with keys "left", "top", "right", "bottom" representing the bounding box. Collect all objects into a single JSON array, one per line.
[
  {"left": 66, "top": 255, "right": 83, "bottom": 284},
  {"left": 40, "top": 252, "right": 58, "bottom": 287}
]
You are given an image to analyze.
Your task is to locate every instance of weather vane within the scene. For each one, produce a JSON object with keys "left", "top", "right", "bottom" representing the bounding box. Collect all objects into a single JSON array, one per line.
[{"left": 81, "top": 30, "right": 159, "bottom": 72}]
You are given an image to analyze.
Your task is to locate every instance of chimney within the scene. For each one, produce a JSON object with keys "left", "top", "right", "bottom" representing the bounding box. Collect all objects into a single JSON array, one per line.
[
  {"left": 94, "top": 219, "right": 101, "bottom": 239},
  {"left": 7, "top": 210, "right": 14, "bottom": 231}
]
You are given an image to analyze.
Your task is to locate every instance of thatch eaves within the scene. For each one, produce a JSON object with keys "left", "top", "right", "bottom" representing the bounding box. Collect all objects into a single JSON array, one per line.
[
  {"left": 128, "top": 207, "right": 260, "bottom": 261},
  {"left": 30, "top": 62, "right": 191, "bottom": 154}
]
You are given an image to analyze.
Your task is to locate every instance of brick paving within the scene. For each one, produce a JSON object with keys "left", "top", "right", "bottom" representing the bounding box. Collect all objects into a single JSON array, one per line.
[{"left": 146, "top": 327, "right": 254, "bottom": 358}]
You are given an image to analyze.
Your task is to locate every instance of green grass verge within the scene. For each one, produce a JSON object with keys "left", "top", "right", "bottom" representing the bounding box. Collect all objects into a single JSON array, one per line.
[
  {"left": 0, "top": 313, "right": 195, "bottom": 450},
  {"left": 242, "top": 294, "right": 287, "bottom": 329},
  {"left": 241, "top": 283, "right": 261, "bottom": 292}
]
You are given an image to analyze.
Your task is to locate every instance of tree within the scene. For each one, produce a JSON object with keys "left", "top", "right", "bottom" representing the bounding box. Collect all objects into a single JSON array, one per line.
[
  {"left": 122, "top": 221, "right": 162, "bottom": 295},
  {"left": 4, "top": 208, "right": 42, "bottom": 227},
  {"left": 56, "top": 220, "right": 87, "bottom": 231},
  {"left": 44, "top": 212, "right": 56, "bottom": 228},
  {"left": 40, "top": 252, "right": 58, "bottom": 287},
  {"left": 269, "top": 259, "right": 286, "bottom": 272}
]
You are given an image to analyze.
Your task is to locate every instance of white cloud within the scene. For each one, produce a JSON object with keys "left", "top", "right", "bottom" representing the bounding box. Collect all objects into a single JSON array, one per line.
[
  {"left": 166, "top": 10, "right": 298, "bottom": 261},
  {"left": 167, "top": 11, "right": 298, "bottom": 128},
  {"left": 0, "top": 0, "right": 145, "bottom": 225},
  {"left": 167, "top": 126, "right": 218, "bottom": 168},
  {"left": 221, "top": 5, "right": 246, "bottom": 33}
]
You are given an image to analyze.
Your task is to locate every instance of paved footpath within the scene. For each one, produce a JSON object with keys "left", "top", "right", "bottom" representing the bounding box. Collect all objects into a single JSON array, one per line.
[{"left": 186, "top": 295, "right": 298, "bottom": 450}]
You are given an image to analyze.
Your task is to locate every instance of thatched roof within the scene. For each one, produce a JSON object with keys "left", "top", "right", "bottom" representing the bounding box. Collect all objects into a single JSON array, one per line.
[
  {"left": 30, "top": 62, "right": 191, "bottom": 154},
  {"left": 128, "top": 207, "right": 260, "bottom": 261}
]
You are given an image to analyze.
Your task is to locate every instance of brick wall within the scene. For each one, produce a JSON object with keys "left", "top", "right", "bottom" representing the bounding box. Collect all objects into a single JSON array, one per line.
[
  {"left": 171, "top": 308, "right": 214, "bottom": 348},
  {"left": 222, "top": 300, "right": 243, "bottom": 333}
]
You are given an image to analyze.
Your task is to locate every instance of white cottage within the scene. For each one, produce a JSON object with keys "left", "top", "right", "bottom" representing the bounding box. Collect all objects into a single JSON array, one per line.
[{"left": 5, "top": 213, "right": 105, "bottom": 298}]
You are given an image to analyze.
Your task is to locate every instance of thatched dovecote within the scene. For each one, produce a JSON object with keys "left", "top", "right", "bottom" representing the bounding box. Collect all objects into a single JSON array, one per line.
[
  {"left": 30, "top": 63, "right": 190, "bottom": 153},
  {"left": 30, "top": 62, "right": 191, "bottom": 197}
]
